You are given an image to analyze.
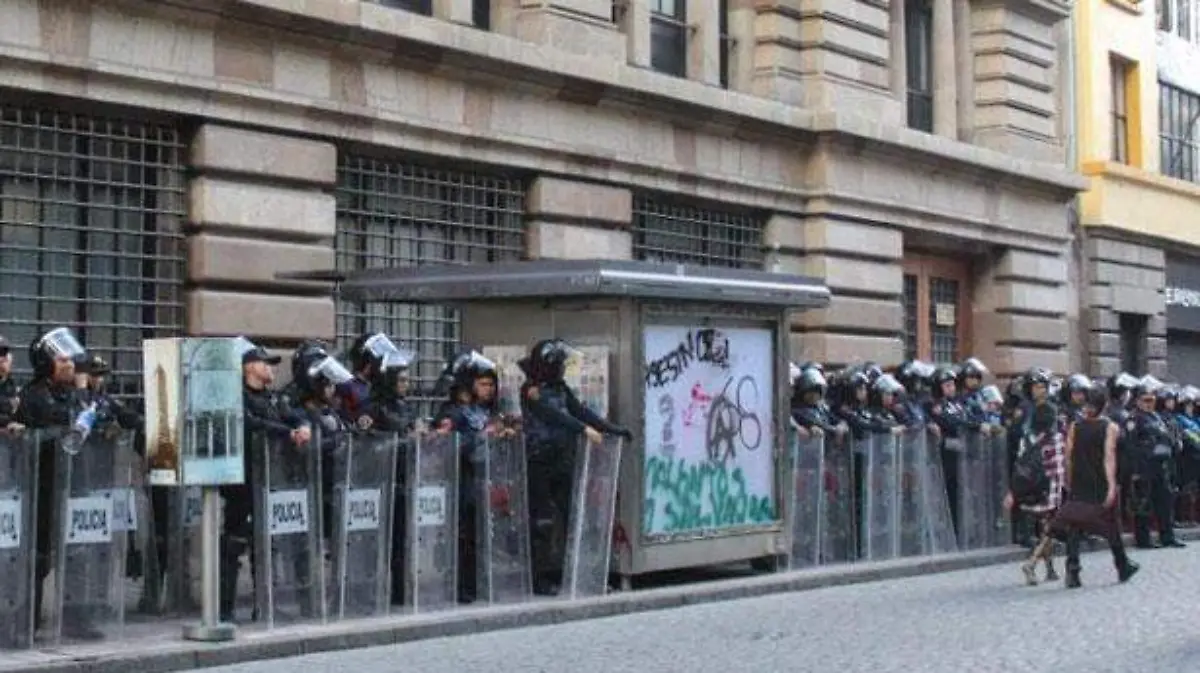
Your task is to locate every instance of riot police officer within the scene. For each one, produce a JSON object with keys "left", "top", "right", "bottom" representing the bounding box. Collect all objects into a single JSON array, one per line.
[
  {"left": 359, "top": 345, "right": 418, "bottom": 605},
  {"left": 15, "top": 327, "right": 96, "bottom": 638},
  {"left": 220, "top": 339, "right": 312, "bottom": 623},
  {"left": 928, "top": 365, "right": 968, "bottom": 534},
  {"left": 957, "top": 357, "right": 989, "bottom": 409},
  {"left": 292, "top": 345, "right": 354, "bottom": 540},
  {"left": 338, "top": 332, "right": 406, "bottom": 423},
  {"left": 519, "top": 339, "right": 630, "bottom": 596},
  {"left": 867, "top": 374, "right": 906, "bottom": 430},
  {"left": 78, "top": 355, "right": 142, "bottom": 431},
  {"left": 1061, "top": 374, "right": 1091, "bottom": 425},
  {"left": 1176, "top": 386, "right": 1200, "bottom": 526},
  {"left": 431, "top": 349, "right": 505, "bottom": 604},
  {"left": 790, "top": 366, "right": 846, "bottom": 439},
  {"left": 893, "top": 360, "right": 937, "bottom": 431},
  {"left": 1126, "top": 377, "right": 1186, "bottom": 549},
  {"left": 0, "top": 336, "right": 20, "bottom": 433}
]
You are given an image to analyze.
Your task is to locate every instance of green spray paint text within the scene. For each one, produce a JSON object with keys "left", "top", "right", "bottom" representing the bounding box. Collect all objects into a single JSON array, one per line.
[{"left": 643, "top": 455, "right": 775, "bottom": 534}]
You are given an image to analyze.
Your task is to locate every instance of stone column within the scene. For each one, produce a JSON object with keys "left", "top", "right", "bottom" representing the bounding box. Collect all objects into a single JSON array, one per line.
[
  {"left": 953, "top": 0, "right": 973, "bottom": 141},
  {"left": 491, "top": 0, "right": 625, "bottom": 59},
  {"left": 972, "top": 250, "right": 1070, "bottom": 377},
  {"left": 689, "top": 0, "right": 722, "bottom": 86},
  {"left": 432, "top": 0, "right": 473, "bottom": 24},
  {"left": 1082, "top": 237, "right": 1166, "bottom": 377},
  {"left": 766, "top": 215, "right": 904, "bottom": 367},
  {"left": 890, "top": 0, "right": 906, "bottom": 102},
  {"left": 725, "top": 0, "right": 755, "bottom": 92},
  {"left": 525, "top": 177, "right": 633, "bottom": 260},
  {"left": 620, "top": 0, "right": 652, "bottom": 68},
  {"left": 187, "top": 125, "right": 337, "bottom": 345},
  {"left": 932, "top": 0, "right": 958, "bottom": 138}
]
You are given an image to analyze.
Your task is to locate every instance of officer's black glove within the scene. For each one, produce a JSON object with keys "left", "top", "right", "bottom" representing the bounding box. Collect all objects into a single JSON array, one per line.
[{"left": 615, "top": 428, "right": 634, "bottom": 441}]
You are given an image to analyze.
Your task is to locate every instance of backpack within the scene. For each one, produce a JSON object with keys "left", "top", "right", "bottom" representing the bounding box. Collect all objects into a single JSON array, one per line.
[{"left": 1010, "top": 436, "right": 1050, "bottom": 506}]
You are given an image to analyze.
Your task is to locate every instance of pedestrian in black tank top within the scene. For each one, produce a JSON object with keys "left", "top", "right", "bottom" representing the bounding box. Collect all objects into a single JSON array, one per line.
[{"left": 1059, "top": 386, "right": 1140, "bottom": 588}]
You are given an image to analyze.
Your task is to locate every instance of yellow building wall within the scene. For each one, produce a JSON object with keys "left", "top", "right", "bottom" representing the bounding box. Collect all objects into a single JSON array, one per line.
[
  {"left": 1076, "top": 0, "right": 1200, "bottom": 248},
  {"left": 1075, "top": 0, "right": 1159, "bottom": 170}
]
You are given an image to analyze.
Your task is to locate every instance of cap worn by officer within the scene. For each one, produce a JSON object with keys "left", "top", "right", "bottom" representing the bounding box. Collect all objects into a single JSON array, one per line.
[
  {"left": 242, "top": 346, "right": 281, "bottom": 366},
  {"left": 0, "top": 335, "right": 9, "bottom": 356}
]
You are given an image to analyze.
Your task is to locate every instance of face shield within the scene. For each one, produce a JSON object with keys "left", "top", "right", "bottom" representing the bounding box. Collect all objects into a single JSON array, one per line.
[
  {"left": 874, "top": 374, "right": 904, "bottom": 397},
  {"left": 962, "top": 357, "right": 988, "bottom": 376},
  {"left": 380, "top": 347, "right": 416, "bottom": 371},
  {"left": 910, "top": 361, "right": 936, "bottom": 379},
  {"left": 789, "top": 362, "right": 802, "bottom": 385},
  {"left": 1140, "top": 375, "right": 1163, "bottom": 394},
  {"left": 463, "top": 350, "right": 497, "bottom": 374},
  {"left": 38, "top": 327, "right": 85, "bottom": 360},
  {"left": 363, "top": 333, "right": 403, "bottom": 361},
  {"left": 308, "top": 356, "right": 353, "bottom": 386},
  {"left": 232, "top": 336, "right": 258, "bottom": 358}
]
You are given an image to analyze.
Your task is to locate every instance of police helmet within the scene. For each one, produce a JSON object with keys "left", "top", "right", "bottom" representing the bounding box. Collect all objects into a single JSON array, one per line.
[
  {"left": 523, "top": 338, "right": 581, "bottom": 384},
  {"left": 29, "top": 326, "right": 86, "bottom": 379},
  {"left": 957, "top": 357, "right": 989, "bottom": 382},
  {"left": 793, "top": 367, "right": 827, "bottom": 397},
  {"left": 434, "top": 349, "right": 497, "bottom": 398}
]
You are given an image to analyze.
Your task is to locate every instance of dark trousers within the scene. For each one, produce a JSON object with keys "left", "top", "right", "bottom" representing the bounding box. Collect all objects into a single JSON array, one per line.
[
  {"left": 218, "top": 486, "right": 255, "bottom": 620},
  {"left": 527, "top": 450, "right": 573, "bottom": 591},
  {"left": 390, "top": 481, "right": 408, "bottom": 605},
  {"left": 941, "top": 448, "right": 962, "bottom": 539},
  {"left": 458, "top": 459, "right": 478, "bottom": 602},
  {"left": 1132, "top": 461, "right": 1178, "bottom": 545},
  {"left": 1063, "top": 503, "right": 1130, "bottom": 576}
]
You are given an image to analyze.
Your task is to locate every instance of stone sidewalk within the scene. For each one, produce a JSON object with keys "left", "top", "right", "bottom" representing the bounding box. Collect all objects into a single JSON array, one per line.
[{"left": 3, "top": 530, "right": 1194, "bottom": 673}]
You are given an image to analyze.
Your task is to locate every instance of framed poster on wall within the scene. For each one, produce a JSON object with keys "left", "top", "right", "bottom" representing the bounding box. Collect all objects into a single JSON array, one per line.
[{"left": 641, "top": 325, "right": 776, "bottom": 538}]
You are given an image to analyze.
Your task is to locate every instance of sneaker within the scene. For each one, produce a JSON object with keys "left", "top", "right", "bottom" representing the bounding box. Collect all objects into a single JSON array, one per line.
[{"left": 1020, "top": 562, "right": 1038, "bottom": 586}]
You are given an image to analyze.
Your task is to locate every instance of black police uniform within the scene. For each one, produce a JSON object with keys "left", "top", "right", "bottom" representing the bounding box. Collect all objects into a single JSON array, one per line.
[
  {"left": 1127, "top": 408, "right": 1185, "bottom": 548},
  {"left": 519, "top": 340, "right": 628, "bottom": 596},
  {"left": 433, "top": 397, "right": 496, "bottom": 604},
  {"left": 16, "top": 376, "right": 98, "bottom": 638},
  {"left": 363, "top": 370, "right": 417, "bottom": 606},
  {"left": 220, "top": 358, "right": 309, "bottom": 623}
]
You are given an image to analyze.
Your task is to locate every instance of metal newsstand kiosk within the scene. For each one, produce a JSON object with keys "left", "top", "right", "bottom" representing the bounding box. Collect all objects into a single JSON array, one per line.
[{"left": 308, "top": 260, "right": 829, "bottom": 590}]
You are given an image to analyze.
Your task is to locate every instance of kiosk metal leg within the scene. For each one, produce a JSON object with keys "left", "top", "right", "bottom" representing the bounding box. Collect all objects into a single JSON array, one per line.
[{"left": 182, "top": 487, "right": 236, "bottom": 642}]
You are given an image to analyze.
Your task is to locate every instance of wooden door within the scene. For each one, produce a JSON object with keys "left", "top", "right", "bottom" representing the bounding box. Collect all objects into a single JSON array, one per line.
[{"left": 902, "top": 254, "right": 973, "bottom": 364}]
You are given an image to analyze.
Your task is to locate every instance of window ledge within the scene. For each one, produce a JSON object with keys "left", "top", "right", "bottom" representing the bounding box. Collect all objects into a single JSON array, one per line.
[{"left": 1105, "top": 0, "right": 1144, "bottom": 15}]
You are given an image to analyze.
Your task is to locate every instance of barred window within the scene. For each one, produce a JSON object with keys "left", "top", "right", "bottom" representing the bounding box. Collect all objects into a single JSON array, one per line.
[
  {"left": 632, "top": 194, "right": 764, "bottom": 269},
  {"left": 650, "top": 0, "right": 687, "bottom": 78},
  {"left": 0, "top": 104, "right": 186, "bottom": 399},
  {"left": 905, "top": 0, "right": 934, "bottom": 132},
  {"left": 335, "top": 154, "right": 526, "bottom": 411},
  {"left": 1160, "top": 81, "right": 1200, "bottom": 183}
]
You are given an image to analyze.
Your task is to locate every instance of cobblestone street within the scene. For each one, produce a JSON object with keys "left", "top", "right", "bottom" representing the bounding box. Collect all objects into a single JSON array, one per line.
[{"left": 205, "top": 544, "right": 1200, "bottom": 673}]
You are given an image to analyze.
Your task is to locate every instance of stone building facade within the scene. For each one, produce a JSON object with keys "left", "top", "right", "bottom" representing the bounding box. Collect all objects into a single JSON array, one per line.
[{"left": 0, "top": 0, "right": 1084, "bottom": 398}]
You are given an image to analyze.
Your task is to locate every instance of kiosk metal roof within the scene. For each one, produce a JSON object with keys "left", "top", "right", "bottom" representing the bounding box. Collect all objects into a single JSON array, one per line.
[{"left": 287, "top": 260, "right": 830, "bottom": 308}]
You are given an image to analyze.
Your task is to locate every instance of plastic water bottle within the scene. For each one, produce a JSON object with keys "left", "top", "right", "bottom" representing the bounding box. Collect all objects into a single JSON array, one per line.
[{"left": 62, "top": 402, "right": 98, "bottom": 455}]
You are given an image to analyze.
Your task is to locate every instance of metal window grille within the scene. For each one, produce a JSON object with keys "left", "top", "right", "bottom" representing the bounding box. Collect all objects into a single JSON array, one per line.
[
  {"left": 903, "top": 274, "right": 919, "bottom": 361},
  {"left": 905, "top": 0, "right": 934, "bottom": 132},
  {"left": 1160, "top": 80, "right": 1200, "bottom": 183},
  {"left": 650, "top": 0, "right": 688, "bottom": 78},
  {"left": 631, "top": 193, "right": 764, "bottom": 268},
  {"left": 1111, "top": 57, "right": 1130, "bottom": 165},
  {"left": 335, "top": 154, "right": 526, "bottom": 412},
  {"left": 928, "top": 277, "right": 959, "bottom": 364},
  {"left": 0, "top": 103, "right": 186, "bottom": 400}
]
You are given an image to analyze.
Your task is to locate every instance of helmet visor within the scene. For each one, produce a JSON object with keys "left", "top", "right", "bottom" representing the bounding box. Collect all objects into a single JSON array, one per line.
[
  {"left": 380, "top": 348, "right": 416, "bottom": 371},
  {"left": 307, "top": 356, "right": 353, "bottom": 386},
  {"left": 363, "top": 333, "right": 403, "bottom": 360},
  {"left": 39, "top": 327, "right": 85, "bottom": 360}
]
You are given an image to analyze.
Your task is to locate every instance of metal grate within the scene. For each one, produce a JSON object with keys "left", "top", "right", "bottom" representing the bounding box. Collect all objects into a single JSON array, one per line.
[
  {"left": 1160, "top": 80, "right": 1200, "bottom": 183},
  {"left": 632, "top": 193, "right": 764, "bottom": 268},
  {"left": 0, "top": 103, "right": 186, "bottom": 400},
  {"left": 903, "top": 274, "right": 918, "bottom": 361},
  {"left": 335, "top": 154, "right": 526, "bottom": 411},
  {"left": 928, "top": 277, "right": 959, "bottom": 364}
]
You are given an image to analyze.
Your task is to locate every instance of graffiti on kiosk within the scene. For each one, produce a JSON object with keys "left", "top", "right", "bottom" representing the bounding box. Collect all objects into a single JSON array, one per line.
[
  {"left": 642, "top": 325, "right": 775, "bottom": 536},
  {"left": 643, "top": 455, "right": 775, "bottom": 534},
  {"left": 644, "top": 328, "right": 731, "bottom": 389}
]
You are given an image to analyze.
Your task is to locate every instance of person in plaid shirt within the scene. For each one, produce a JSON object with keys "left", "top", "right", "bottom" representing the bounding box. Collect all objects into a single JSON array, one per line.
[{"left": 1005, "top": 402, "right": 1067, "bottom": 585}]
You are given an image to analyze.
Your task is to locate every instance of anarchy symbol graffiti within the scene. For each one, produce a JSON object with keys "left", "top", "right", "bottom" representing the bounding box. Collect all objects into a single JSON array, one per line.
[{"left": 705, "top": 376, "right": 763, "bottom": 464}]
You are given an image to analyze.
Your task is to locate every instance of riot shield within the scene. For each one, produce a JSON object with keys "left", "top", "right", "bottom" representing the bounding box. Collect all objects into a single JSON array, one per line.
[
  {"left": 121, "top": 446, "right": 160, "bottom": 617},
  {"left": 0, "top": 430, "right": 37, "bottom": 650},
  {"left": 897, "top": 429, "right": 926, "bottom": 557},
  {"left": 860, "top": 433, "right": 900, "bottom": 561},
  {"left": 328, "top": 431, "right": 397, "bottom": 620},
  {"left": 955, "top": 432, "right": 992, "bottom": 550},
  {"left": 476, "top": 432, "right": 532, "bottom": 605},
  {"left": 916, "top": 430, "right": 958, "bottom": 555},
  {"left": 562, "top": 435, "right": 621, "bottom": 600},
  {"left": 820, "top": 435, "right": 855, "bottom": 564},
  {"left": 788, "top": 430, "right": 825, "bottom": 570},
  {"left": 251, "top": 432, "right": 325, "bottom": 628},
  {"left": 50, "top": 429, "right": 133, "bottom": 644},
  {"left": 986, "top": 430, "right": 1011, "bottom": 547},
  {"left": 406, "top": 433, "right": 459, "bottom": 613},
  {"left": 163, "top": 485, "right": 203, "bottom": 615}
]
